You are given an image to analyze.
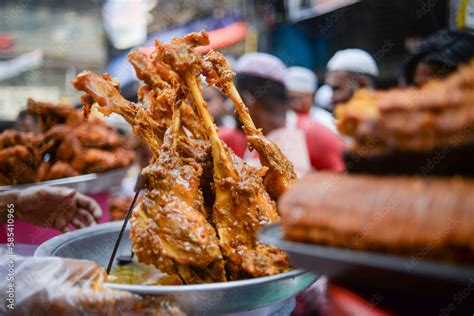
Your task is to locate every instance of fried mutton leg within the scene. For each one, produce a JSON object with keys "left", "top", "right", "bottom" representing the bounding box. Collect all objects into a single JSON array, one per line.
[
  {"left": 157, "top": 31, "right": 289, "bottom": 278},
  {"left": 202, "top": 51, "right": 297, "bottom": 200},
  {"left": 72, "top": 71, "right": 163, "bottom": 156},
  {"left": 72, "top": 31, "right": 293, "bottom": 283},
  {"left": 130, "top": 108, "right": 226, "bottom": 284},
  {"left": 186, "top": 72, "right": 289, "bottom": 279}
]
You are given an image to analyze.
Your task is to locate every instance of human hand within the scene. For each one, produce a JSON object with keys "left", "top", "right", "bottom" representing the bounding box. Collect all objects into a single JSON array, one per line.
[{"left": 16, "top": 186, "right": 102, "bottom": 232}]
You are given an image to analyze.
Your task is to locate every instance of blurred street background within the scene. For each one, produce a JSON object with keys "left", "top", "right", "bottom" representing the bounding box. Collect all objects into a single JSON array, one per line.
[{"left": 0, "top": 0, "right": 466, "bottom": 126}]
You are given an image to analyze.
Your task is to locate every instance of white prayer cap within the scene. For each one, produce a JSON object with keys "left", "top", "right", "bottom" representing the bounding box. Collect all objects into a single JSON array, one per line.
[
  {"left": 285, "top": 66, "right": 318, "bottom": 94},
  {"left": 327, "top": 49, "right": 379, "bottom": 77},
  {"left": 315, "top": 84, "right": 333, "bottom": 111},
  {"left": 234, "top": 52, "right": 286, "bottom": 85}
]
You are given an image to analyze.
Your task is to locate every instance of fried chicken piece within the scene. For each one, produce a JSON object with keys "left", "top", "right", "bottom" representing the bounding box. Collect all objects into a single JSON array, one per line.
[
  {"left": 129, "top": 49, "right": 171, "bottom": 90},
  {"left": 1, "top": 100, "right": 133, "bottom": 185},
  {"left": 0, "top": 129, "right": 43, "bottom": 185},
  {"left": 130, "top": 109, "right": 226, "bottom": 284},
  {"left": 27, "top": 98, "right": 84, "bottom": 132},
  {"left": 202, "top": 50, "right": 297, "bottom": 200},
  {"left": 187, "top": 76, "right": 288, "bottom": 278},
  {"left": 0, "top": 129, "right": 39, "bottom": 149},
  {"left": 42, "top": 161, "right": 80, "bottom": 181},
  {"left": 41, "top": 125, "right": 83, "bottom": 162},
  {"left": 158, "top": 32, "right": 289, "bottom": 278},
  {"left": 73, "top": 122, "right": 126, "bottom": 149},
  {"left": 71, "top": 148, "right": 134, "bottom": 174},
  {"left": 0, "top": 145, "right": 40, "bottom": 185},
  {"left": 134, "top": 41, "right": 216, "bottom": 211},
  {"left": 129, "top": 49, "right": 207, "bottom": 140},
  {"left": 129, "top": 46, "right": 215, "bottom": 215}
]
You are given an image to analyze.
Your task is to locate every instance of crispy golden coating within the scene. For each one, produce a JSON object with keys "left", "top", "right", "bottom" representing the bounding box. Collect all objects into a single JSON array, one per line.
[
  {"left": 0, "top": 100, "right": 134, "bottom": 185},
  {"left": 71, "top": 148, "right": 134, "bottom": 174},
  {"left": 129, "top": 48, "right": 207, "bottom": 140},
  {"left": 72, "top": 71, "right": 164, "bottom": 156},
  {"left": 0, "top": 129, "right": 43, "bottom": 185},
  {"left": 27, "top": 98, "right": 84, "bottom": 132},
  {"left": 42, "top": 125, "right": 83, "bottom": 162},
  {"left": 74, "top": 122, "right": 126, "bottom": 149},
  {"left": 42, "top": 161, "right": 80, "bottom": 181},
  {"left": 0, "top": 129, "right": 39, "bottom": 149},
  {"left": 0, "top": 145, "right": 41, "bottom": 185}
]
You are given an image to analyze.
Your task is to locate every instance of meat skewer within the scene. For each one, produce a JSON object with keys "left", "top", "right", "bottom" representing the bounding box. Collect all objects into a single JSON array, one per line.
[{"left": 201, "top": 51, "right": 297, "bottom": 200}]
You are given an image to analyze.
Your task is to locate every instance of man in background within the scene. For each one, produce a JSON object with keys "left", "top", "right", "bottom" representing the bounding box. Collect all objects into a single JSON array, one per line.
[
  {"left": 325, "top": 48, "right": 379, "bottom": 108},
  {"left": 285, "top": 66, "right": 337, "bottom": 133},
  {"left": 202, "top": 83, "right": 236, "bottom": 128},
  {"left": 399, "top": 29, "right": 474, "bottom": 87},
  {"left": 220, "top": 53, "right": 345, "bottom": 174}
]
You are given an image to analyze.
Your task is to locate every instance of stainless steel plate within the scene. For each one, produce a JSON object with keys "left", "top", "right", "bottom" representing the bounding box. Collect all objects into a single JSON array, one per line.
[
  {"left": 0, "top": 167, "right": 128, "bottom": 194},
  {"left": 35, "top": 221, "right": 318, "bottom": 314},
  {"left": 259, "top": 224, "right": 474, "bottom": 286}
]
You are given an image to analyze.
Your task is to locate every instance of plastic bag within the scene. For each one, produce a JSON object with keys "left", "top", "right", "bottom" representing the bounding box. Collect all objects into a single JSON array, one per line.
[{"left": 0, "top": 256, "right": 185, "bottom": 316}]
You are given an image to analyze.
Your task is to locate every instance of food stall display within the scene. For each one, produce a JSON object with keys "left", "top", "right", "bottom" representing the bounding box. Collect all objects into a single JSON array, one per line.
[
  {"left": 280, "top": 60, "right": 474, "bottom": 257},
  {"left": 0, "top": 99, "right": 135, "bottom": 186},
  {"left": 30, "top": 31, "right": 318, "bottom": 315},
  {"left": 257, "top": 60, "right": 474, "bottom": 314},
  {"left": 0, "top": 100, "right": 136, "bottom": 245},
  {"left": 336, "top": 61, "right": 474, "bottom": 175},
  {"left": 275, "top": 60, "right": 474, "bottom": 266}
]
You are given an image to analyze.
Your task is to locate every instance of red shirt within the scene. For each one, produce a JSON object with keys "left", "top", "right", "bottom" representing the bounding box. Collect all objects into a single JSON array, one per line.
[
  {"left": 218, "top": 127, "right": 247, "bottom": 158},
  {"left": 218, "top": 117, "right": 345, "bottom": 172},
  {"left": 295, "top": 113, "right": 345, "bottom": 172}
]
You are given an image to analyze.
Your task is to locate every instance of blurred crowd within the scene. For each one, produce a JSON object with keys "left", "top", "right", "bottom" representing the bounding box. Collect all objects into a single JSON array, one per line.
[
  {"left": 203, "top": 28, "right": 474, "bottom": 177},
  {"left": 2, "top": 21, "right": 474, "bottom": 316},
  {"left": 5, "top": 28, "right": 474, "bottom": 227}
]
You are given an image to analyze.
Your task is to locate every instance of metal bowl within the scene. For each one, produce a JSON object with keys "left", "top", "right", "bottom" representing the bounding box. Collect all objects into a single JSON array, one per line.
[
  {"left": 35, "top": 221, "right": 318, "bottom": 315},
  {"left": 0, "top": 167, "right": 129, "bottom": 194}
]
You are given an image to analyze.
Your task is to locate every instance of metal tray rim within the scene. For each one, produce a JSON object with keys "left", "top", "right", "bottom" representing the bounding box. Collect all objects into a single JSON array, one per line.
[
  {"left": 35, "top": 221, "right": 317, "bottom": 293},
  {"left": 259, "top": 223, "right": 474, "bottom": 283},
  {"left": 0, "top": 167, "right": 129, "bottom": 193}
]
